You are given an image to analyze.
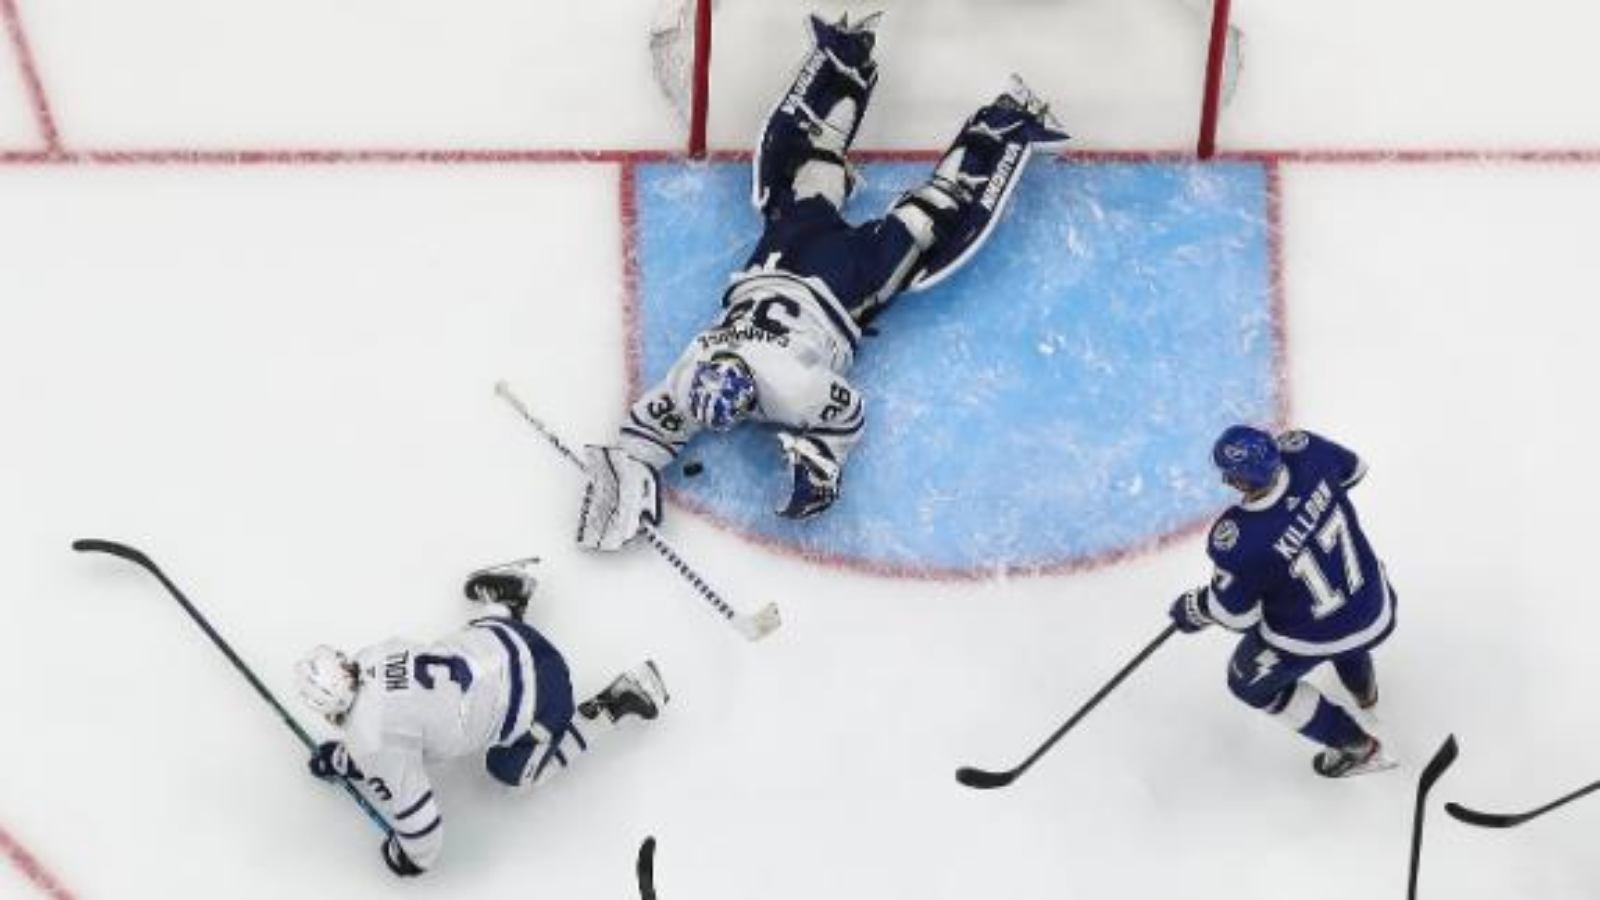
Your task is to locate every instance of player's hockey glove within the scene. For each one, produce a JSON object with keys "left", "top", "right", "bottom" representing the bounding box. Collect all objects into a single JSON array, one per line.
[
  {"left": 577, "top": 445, "right": 662, "bottom": 552},
  {"left": 1168, "top": 588, "right": 1212, "bottom": 634},
  {"left": 381, "top": 834, "right": 425, "bottom": 878},
  {"left": 307, "top": 740, "right": 362, "bottom": 780},
  {"left": 776, "top": 432, "right": 841, "bottom": 520}
]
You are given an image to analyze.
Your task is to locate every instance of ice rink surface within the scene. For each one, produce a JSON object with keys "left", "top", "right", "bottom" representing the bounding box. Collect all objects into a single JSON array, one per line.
[{"left": 4, "top": 1, "right": 1600, "bottom": 898}]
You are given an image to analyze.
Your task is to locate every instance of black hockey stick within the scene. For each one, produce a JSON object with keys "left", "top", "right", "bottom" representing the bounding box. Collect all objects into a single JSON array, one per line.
[
  {"left": 637, "top": 836, "right": 657, "bottom": 900},
  {"left": 1445, "top": 778, "right": 1600, "bottom": 829},
  {"left": 956, "top": 623, "right": 1179, "bottom": 790},
  {"left": 72, "top": 538, "right": 391, "bottom": 835},
  {"left": 1408, "top": 735, "right": 1459, "bottom": 900}
]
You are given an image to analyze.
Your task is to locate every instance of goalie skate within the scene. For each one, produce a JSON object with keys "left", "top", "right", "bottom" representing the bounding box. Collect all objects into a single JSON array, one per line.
[{"left": 897, "top": 75, "right": 1069, "bottom": 292}]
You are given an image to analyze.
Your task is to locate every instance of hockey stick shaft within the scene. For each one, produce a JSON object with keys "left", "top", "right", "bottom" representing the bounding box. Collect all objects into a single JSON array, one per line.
[
  {"left": 956, "top": 623, "right": 1178, "bottom": 789},
  {"left": 1409, "top": 735, "right": 1459, "bottom": 900},
  {"left": 72, "top": 538, "right": 391, "bottom": 835},
  {"left": 1445, "top": 778, "right": 1600, "bottom": 829},
  {"left": 492, "top": 380, "right": 778, "bottom": 640}
]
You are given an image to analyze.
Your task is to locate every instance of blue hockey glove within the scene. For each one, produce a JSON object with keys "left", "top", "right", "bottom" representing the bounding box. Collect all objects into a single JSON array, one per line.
[
  {"left": 381, "top": 835, "right": 425, "bottom": 878},
  {"left": 308, "top": 741, "right": 360, "bottom": 780},
  {"left": 777, "top": 432, "right": 841, "bottom": 520},
  {"left": 1169, "top": 588, "right": 1212, "bottom": 634}
]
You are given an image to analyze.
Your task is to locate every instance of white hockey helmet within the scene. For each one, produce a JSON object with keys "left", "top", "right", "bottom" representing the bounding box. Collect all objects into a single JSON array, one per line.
[{"left": 295, "top": 645, "right": 358, "bottom": 723}]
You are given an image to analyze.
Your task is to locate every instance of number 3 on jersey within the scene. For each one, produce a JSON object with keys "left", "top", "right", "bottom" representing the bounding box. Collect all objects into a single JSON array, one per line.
[
  {"left": 1288, "top": 507, "right": 1366, "bottom": 619},
  {"left": 414, "top": 654, "right": 473, "bottom": 691}
]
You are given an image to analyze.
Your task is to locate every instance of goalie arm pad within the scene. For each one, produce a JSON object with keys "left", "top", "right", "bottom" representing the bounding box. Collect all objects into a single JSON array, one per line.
[
  {"left": 617, "top": 363, "right": 702, "bottom": 471},
  {"left": 794, "top": 373, "right": 865, "bottom": 464},
  {"left": 578, "top": 445, "right": 662, "bottom": 552}
]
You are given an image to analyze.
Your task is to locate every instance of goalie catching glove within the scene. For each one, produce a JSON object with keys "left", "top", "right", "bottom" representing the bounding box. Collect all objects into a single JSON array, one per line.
[
  {"left": 577, "top": 445, "right": 662, "bottom": 552},
  {"left": 777, "top": 432, "right": 842, "bottom": 520}
]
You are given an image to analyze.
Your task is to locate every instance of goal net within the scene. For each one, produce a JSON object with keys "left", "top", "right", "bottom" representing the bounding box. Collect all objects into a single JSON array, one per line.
[{"left": 651, "top": 0, "right": 1241, "bottom": 158}]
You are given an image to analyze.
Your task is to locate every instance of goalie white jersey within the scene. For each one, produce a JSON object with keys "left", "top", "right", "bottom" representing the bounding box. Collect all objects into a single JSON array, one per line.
[
  {"left": 340, "top": 618, "right": 548, "bottom": 870},
  {"left": 619, "top": 264, "right": 867, "bottom": 471}
]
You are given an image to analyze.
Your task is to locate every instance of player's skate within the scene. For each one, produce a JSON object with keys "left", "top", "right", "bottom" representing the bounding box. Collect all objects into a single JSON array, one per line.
[
  {"left": 578, "top": 661, "right": 670, "bottom": 725},
  {"left": 895, "top": 75, "right": 1071, "bottom": 291},
  {"left": 463, "top": 557, "right": 540, "bottom": 621},
  {"left": 1312, "top": 735, "right": 1396, "bottom": 779},
  {"left": 753, "top": 12, "right": 882, "bottom": 212}
]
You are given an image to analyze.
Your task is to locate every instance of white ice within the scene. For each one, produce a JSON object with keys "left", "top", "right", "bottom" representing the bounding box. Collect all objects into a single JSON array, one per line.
[{"left": 2, "top": 1, "right": 1600, "bottom": 899}]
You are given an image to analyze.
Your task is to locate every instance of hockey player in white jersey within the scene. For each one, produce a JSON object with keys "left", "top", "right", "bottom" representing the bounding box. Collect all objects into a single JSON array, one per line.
[
  {"left": 577, "top": 12, "right": 1071, "bottom": 551},
  {"left": 294, "top": 560, "right": 669, "bottom": 876}
]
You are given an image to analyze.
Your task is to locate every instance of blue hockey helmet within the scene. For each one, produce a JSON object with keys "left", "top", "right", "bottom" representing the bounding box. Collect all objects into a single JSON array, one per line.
[
  {"left": 1212, "top": 424, "right": 1282, "bottom": 493},
  {"left": 689, "top": 352, "right": 758, "bottom": 432}
]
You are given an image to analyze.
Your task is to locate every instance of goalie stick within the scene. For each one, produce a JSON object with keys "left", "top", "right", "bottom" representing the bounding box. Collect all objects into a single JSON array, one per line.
[
  {"left": 955, "top": 623, "right": 1178, "bottom": 790},
  {"left": 1408, "top": 735, "right": 1459, "bottom": 900},
  {"left": 493, "top": 380, "right": 781, "bottom": 642},
  {"left": 1445, "top": 778, "right": 1600, "bottom": 829},
  {"left": 71, "top": 538, "right": 392, "bottom": 835}
]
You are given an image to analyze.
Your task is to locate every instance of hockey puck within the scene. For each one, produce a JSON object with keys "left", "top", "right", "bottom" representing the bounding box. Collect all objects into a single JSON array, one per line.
[{"left": 682, "top": 461, "right": 704, "bottom": 478}]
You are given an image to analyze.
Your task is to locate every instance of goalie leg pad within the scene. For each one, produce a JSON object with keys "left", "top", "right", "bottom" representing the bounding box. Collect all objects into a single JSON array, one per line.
[
  {"left": 753, "top": 13, "right": 881, "bottom": 214},
  {"left": 577, "top": 445, "right": 662, "bottom": 552},
  {"left": 894, "top": 75, "right": 1071, "bottom": 292}
]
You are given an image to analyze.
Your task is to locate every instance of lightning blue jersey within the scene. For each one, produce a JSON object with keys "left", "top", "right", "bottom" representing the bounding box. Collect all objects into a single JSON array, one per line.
[{"left": 1196, "top": 431, "right": 1395, "bottom": 657}]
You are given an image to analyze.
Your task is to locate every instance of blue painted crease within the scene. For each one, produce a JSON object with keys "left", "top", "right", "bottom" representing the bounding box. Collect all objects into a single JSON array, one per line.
[{"left": 633, "top": 159, "right": 1276, "bottom": 573}]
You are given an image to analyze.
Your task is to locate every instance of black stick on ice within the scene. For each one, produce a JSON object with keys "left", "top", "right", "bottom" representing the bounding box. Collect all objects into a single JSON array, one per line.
[
  {"left": 1408, "top": 735, "right": 1460, "bottom": 900},
  {"left": 955, "top": 623, "right": 1178, "bottom": 790},
  {"left": 1446, "top": 778, "right": 1600, "bottom": 829},
  {"left": 637, "top": 836, "right": 658, "bottom": 900},
  {"left": 72, "top": 538, "right": 391, "bottom": 835}
]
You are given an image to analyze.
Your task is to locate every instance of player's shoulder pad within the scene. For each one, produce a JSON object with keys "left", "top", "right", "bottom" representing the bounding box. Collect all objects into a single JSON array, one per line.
[{"left": 1276, "top": 430, "right": 1312, "bottom": 453}]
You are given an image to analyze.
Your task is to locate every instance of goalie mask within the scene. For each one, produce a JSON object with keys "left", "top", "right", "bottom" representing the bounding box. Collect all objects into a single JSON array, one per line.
[
  {"left": 1212, "top": 424, "right": 1282, "bottom": 494},
  {"left": 689, "top": 352, "right": 758, "bottom": 432},
  {"left": 295, "top": 645, "right": 358, "bottom": 724}
]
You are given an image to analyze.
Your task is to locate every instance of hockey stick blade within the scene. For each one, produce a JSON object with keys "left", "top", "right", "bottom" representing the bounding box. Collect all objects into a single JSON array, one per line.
[
  {"left": 1408, "top": 734, "right": 1460, "bottom": 900},
  {"left": 637, "top": 836, "right": 658, "bottom": 900},
  {"left": 732, "top": 602, "right": 782, "bottom": 642},
  {"left": 1445, "top": 778, "right": 1600, "bottom": 829},
  {"left": 1419, "top": 734, "right": 1460, "bottom": 792},
  {"left": 954, "top": 767, "right": 1017, "bottom": 790},
  {"left": 72, "top": 538, "right": 153, "bottom": 568},
  {"left": 954, "top": 623, "right": 1178, "bottom": 791},
  {"left": 1443, "top": 803, "right": 1524, "bottom": 829}
]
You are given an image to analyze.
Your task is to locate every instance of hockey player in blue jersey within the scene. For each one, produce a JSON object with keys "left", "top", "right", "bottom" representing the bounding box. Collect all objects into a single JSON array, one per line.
[
  {"left": 1168, "top": 426, "right": 1398, "bottom": 778},
  {"left": 294, "top": 560, "right": 670, "bottom": 876},
  {"left": 576, "top": 12, "right": 1071, "bottom": 551}
]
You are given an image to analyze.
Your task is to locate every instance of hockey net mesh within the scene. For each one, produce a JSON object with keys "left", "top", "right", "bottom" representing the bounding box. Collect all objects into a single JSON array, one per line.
[
  {"left": 649, "top": 0, "right": 1241, "bottom": 156},
  {"left": 650, "top": 0, "right": 705, "bottom": 130}
]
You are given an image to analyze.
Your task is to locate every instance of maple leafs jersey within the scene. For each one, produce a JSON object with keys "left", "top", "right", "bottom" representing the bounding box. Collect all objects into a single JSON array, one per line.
[
  {"left": 618, "top": 265, "right": 866, "bottom": 472},
  {"left": 1197, "top": 431, "right": 1395, "bottom": 657},
  {"left": 339, "top": 618, "right": 552, "bottom": 870}
]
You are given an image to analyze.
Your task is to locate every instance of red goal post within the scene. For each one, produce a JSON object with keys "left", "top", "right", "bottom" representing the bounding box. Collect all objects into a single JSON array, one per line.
[{"left": 652, "top": 0, "right": 1241, "bottom": 160}]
